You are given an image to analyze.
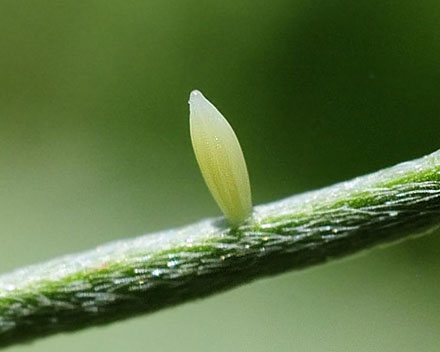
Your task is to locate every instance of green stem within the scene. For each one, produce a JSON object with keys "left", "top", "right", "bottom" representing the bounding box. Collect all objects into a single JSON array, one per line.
[{"left": 2, "top": 150, "right": 440, "bottom": 348}]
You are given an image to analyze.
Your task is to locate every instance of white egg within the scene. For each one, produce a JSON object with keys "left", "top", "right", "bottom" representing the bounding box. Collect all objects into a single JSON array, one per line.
[{"left": 189, "top": 90, "right": 252, "bottom": 226}]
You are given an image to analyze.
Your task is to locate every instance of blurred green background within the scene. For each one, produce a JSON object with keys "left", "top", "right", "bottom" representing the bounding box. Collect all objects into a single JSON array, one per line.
[{"left": 1, "top": 0, "right": 440, "bottom": 351}]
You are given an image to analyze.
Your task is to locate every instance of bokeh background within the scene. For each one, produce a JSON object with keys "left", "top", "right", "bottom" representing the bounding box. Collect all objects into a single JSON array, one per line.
[{"left": 1, "top": 0, "right": 440, "bottom": 351}]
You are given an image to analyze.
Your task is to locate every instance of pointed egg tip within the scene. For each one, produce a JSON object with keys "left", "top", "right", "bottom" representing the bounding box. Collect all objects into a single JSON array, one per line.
[
  {"left": 189, "top": 89, "right": 207, "bottom": 106},
  {"left": 190, "top": 89, "right": 202, "bottom": 98}
]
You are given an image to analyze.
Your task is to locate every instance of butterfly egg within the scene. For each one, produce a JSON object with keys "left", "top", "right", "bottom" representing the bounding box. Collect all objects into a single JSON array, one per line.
[{"left": 189, "top": 90, "right": 252, "bottom": 226}]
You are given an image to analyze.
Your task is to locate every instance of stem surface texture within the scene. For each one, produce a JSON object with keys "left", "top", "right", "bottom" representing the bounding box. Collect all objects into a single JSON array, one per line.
[{"left": 1, "top": 150, "right": 440, "bottom": 347}]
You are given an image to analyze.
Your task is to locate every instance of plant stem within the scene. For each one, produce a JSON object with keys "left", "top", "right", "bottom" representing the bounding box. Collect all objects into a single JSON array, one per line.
[{"left": 2, "top": 150, "right": 440, "bottom": 348}]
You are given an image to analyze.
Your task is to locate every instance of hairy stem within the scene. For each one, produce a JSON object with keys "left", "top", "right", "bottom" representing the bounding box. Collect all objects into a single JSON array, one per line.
[{"left": 1, "top": 150, "right": 440, "bottom": 347}]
